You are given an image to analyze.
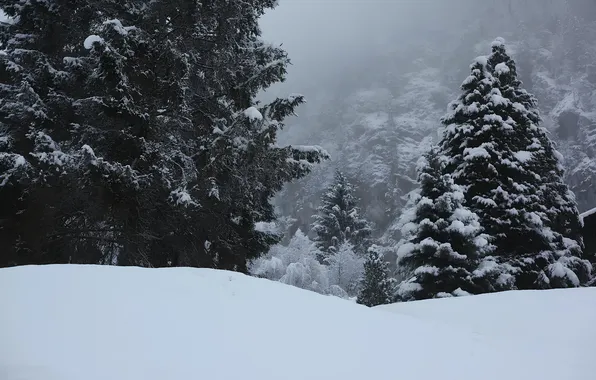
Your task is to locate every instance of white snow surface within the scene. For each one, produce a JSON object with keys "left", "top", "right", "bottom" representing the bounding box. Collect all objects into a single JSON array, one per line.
[
  {"left": 1, "top": 265, "right": 595, "bottom": 380},
  {"left": 103, "top": 19, "right": 136, "bottom": 35},
  {"left": 243, "top": 106, "right": 263, "bottom": 121},
  {"left": 514, "top": 150, "right": 533, "bottom": 163},
  {"left": 378, "top": 288, "right": 595, "bottom": 354},
  {"left": 494, "top": 62, "right": 510, "bottom": 74},
  {"left": 580, "top": 206, "right": 596, "bottom": 223},
  {"left": 83, "top": 35, "right": 104, "bottom": 49},
  {"left": 492, "top": 37, "right": 506, "bottom": 47}
]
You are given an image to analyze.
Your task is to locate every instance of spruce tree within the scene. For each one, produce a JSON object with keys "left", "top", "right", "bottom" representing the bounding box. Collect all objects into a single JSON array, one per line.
[
  {"left": 0, "top": 0, "right": 327, "bottom": 271},
  {"left": 357, "top": 245, "right": 395, "bottom": 307},
  {"left": 0, "top": 0, "right": 108, "bottom": 265},
  {"left": 395, "top": 148, "right": 492, "bottom": 301},
  {"left": 439, "top": 38, "right": 591, "bottom": 289},
  {"left": 485, "top": 38, "right": 591, "bottom": 287},
  {"left": 312, "top": 170, "right": 372, "bottom": 261}
]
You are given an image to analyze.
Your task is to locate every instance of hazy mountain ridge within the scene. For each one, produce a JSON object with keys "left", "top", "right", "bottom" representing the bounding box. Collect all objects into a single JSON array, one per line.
[{"left": 268, "top": 0, "right": 596, "bottom": 241}]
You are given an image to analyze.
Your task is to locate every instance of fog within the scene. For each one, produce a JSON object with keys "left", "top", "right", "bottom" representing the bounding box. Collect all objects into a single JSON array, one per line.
[
  {"left": 258, "top": 0, "right": 596, "bottom": 237},
  {"left": 259, "top": 0, "right": 465, "bottom": 97}
]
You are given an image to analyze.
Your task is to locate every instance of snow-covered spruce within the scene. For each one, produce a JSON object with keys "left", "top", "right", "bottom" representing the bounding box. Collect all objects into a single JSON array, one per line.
[
  {"left": 0, "top": 0, "right": 327, "bottom": 269},
  {"left": 357, "top": 245, "right": 395, "bottom": 307},
  {"left": 311, "top": 170, "right": 372, "bottom": 261},
  {"left": 439, "top": 38, "right": 591, "bottom": 289},
  {"left": 395, "top": 148, "right": 494, "bottom": 301}
]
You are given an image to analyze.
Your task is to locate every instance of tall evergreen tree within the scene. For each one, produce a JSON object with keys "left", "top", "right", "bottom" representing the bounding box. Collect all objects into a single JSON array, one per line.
[
  {"left": 0, "top": 0, "right": 327, "bottom": 271},
  {"left": 439, "top": 38, "right": 591, "bottom": 289},
  {"left": 395, "top": 148, "right": 494, "bottom": 301},
  {"left": 486, "top": 38, "right": 592, "bottom": 287},
  {"left": 311, "top": 170, "right": 372, "bottom": 261},
  {"left": 357, "top": 245, "right": 395, "bottom": 307}
]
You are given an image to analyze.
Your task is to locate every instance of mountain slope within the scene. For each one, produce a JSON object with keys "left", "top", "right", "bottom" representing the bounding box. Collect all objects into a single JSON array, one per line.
[
  {"left": 268, "top": 1, "right": 596, "bottom": 241},
  {"left": 1, "top": 265, "right": 594, "bottom": 380}
]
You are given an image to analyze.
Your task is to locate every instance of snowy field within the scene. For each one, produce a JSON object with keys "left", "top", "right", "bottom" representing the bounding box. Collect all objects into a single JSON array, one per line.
[{"left": 1, "top": 265, "right": 594, "bottom": 380}]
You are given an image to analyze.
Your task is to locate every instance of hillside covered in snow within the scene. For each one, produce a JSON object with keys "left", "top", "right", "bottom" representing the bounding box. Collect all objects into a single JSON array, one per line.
[
  {"left": 1, "top": 265, "right": 594, "bottom": 380},
  {"left": 263, "top": 0, "right": 596, "bottom": 237}
]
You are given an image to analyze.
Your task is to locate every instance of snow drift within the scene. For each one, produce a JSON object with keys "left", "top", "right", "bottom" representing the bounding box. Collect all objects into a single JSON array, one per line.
[{"left": 0, "top": 265, "right": 594, "bottom": 380}]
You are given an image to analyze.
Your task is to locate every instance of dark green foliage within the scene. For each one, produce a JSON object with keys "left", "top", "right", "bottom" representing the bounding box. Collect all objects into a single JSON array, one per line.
[
  {"left": 0, "top": 0, "right": 327, "bottom": 271},
  {"left": 395, "top": 148, "right": 490, "bottom": 301},
  {"left": 312, "top": 170, "right": 372, "bottom": 261},
  {"left": 438, "top": 38, "right": 591, "bottom": 289},
  {"left": 357, "top": 246, "right": 395, "bottom": 307}
]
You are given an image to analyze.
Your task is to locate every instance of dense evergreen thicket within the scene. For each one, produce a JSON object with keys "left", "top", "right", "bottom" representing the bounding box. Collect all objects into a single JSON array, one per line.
[{"left": 0, "top": 0, "right": 326, "bottom": 270}]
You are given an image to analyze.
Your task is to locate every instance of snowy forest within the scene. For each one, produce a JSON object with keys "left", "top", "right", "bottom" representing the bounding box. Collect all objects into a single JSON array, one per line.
[{"left": 1, "top": 0, "right": 596, "bottom": 305}]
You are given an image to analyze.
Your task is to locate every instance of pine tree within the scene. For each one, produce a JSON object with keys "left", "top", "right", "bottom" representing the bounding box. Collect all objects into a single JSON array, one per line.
[
  {"left": 0, "top": 0, "right": 328, "bottom": 270},
  {"left": 395, "top": 148, "right": 493, "bottom": 301},
  {"left": 357, "top": 245, "right": 395, "bottom": 307},
  {"left": 439, "top": 38, "right": 591, "bottom": 289},
  {"left": 312, "top": 170, "right": 372, "bottom": 260},
  {"left": 485, "top": 38, "right": 592, "bottom": 287}
]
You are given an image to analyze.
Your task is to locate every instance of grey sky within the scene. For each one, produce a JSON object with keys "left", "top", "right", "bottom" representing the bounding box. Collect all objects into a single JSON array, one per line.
[{"left": 259, "top": 0, "right": 467, "bottom": 98}]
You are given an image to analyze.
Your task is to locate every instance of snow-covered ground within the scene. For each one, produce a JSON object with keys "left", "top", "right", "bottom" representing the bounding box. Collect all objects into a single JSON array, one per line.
[
  {"left": 1, "top": 265, "right": 594, "bottom": 380},
  {"left": 580, "top": 206, "right": 596, "bottom": 224}
]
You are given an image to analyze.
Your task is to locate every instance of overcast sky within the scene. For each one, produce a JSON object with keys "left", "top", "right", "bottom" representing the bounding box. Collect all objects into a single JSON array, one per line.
[{"left": 258, "top": 0, "right": 465, "bottom": 98}]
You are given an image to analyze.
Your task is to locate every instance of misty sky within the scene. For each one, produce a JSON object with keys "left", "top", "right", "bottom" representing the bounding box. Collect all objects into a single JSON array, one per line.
[{"left": 259, "top": 0, "right": 471, "bottom": 97}]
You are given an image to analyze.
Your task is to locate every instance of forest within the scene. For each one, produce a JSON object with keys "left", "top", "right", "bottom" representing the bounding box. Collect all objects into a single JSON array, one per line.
[{"left": 1, "top": 0, "right": 595, "bottom": 305}]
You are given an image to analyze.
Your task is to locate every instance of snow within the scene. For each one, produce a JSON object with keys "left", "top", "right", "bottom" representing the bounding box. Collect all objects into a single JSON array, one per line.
[
  {"left": 513, "top": 150, "right": 532, "bottom": 163},
  {"left": 0, "top": 265, "right": 594, "bottom": 380},
  {"left": 451, "top": 288, "right": 471, "bottom": 297},
  {"left": 13, "top": 155, "right": 26, "bottom": 167},
  {"left": 378, "top": 286, "right": 595, "bottom": 351},
  {"left": 396, "top": 241, "right": 416, "bottom": 257},
  {"left": 465, "top": 102, "right": 479, "bottom": 114},
  {"left": 362, "top": 112, "right": 389, "bottom": 130},
  {"left": 580, "top": 207, "right": 596, "bottom": 224},
  {"left": 548, "top": 262, "right": 580, "bottom": 287},
  {"left": 463, "top": 146, "right": 490, "bottom": 160},
  {"left": 103, "top": 19, "right": 136, "bottom": 35},
  {"left": 287, "top": 93, "right": 303, "bottom": 102},
  {"left": 0, "top": 9, "right": 16, "bottom": 24},
  {"left": 491, "top": 37, "right": 506, "bottom": 48},
  {"left": 413, "top": 265, "right": 439, "bottom": 276},
  {"left": 83, "top": 35, "right": 104, "bottom": 49},
  {"left": 291, "top": 144, "right": 328, "bottom": 156},
  {"left": 254, "top": 221, "right": 278, "bottom": 234},
  {"left": 551, "top": 91, "right": 577, "bottom": 117},
  {"left": 244, "top": 106, "right": 263, "bottom": 121},
  {"left": 473, "top": 55, "right": 488, "bottom": 66},
  {"left": 494, "top": 62, "right": 510, "bottom": 75},
  {"left": 489, "top": 90, "right": 509, "bottom": 106},
  {"left": 169, "top": 187, "right": 198, "bottom": 207}
]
